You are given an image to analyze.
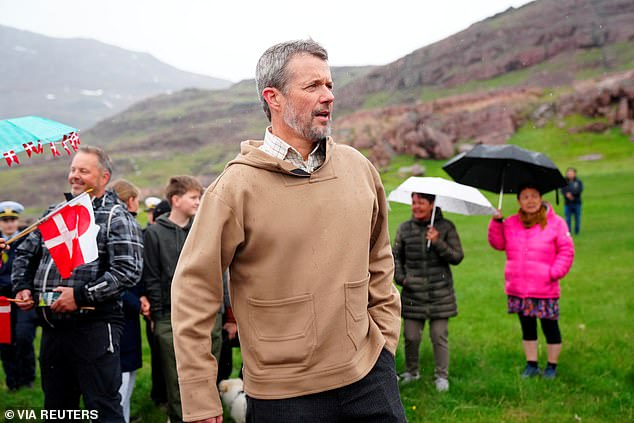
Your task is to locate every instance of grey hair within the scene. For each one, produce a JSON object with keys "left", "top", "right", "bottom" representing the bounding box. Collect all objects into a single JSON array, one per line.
[
  {"left": 255, "top": 39, "right": 328, "bottom": 121},
  {"left": 78, "top": 145, "right": 113, "bottom": 179}
]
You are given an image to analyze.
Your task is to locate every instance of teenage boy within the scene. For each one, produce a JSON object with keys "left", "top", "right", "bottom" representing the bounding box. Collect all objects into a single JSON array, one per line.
[{"left": 142, "top": 176, "right": 203, "bottom": 423}]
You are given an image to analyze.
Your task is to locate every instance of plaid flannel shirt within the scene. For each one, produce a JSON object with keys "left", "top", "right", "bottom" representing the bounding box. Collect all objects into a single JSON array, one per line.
[{"left": 12, "top": 190, "right": 144, "bottom": 311}]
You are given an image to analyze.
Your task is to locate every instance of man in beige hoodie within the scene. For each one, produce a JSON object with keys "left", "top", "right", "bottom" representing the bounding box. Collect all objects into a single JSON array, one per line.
[{"left": 171, "top": 40, "right": 405, "bottom": 423}]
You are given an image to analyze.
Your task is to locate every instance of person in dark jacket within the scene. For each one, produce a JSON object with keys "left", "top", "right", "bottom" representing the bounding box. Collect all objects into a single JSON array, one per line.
[
  {"left": 141, "top": 197, "right": 170, "bottom": 406},
  {"left": 143, "top": 176, "right": 206, "bottom": 423},
  {"left": 12, "top": 146, "right": 144, "bottom": 422},
  {"left": 0, "top": 201, "right": 36, "bottom": 391},
  {"left": 560, "top": 167, "right": 583, "bottom": 235},
  {"left": 393, "top": 192, "right": 464, "bottom": 392}
]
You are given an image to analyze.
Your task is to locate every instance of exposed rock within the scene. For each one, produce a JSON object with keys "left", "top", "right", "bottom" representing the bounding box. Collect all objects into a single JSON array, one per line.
[
  {"left": 335, "top": 88, "right": 540, "bottom": 165},
  {"left": 533, "top": 103, "right": 556, "bottom": 127},
  {"left": 616, "top": 97, "right": 630, "bottom": 123},
  {"left": 398, "top": 164, "right": 426, "bottom": 177},
  {"left": 558, "top": 70, "right": 634, "bottom": 135},
  {"left": 622, "top": 119, "right": 634, "bottom": 136}
]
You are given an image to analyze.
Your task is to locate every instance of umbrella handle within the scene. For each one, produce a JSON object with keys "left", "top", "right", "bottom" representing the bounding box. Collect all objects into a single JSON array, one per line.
[
  {"left": 498, "top": 186, "right": 504, "bottom": 209},
  {"left": 426, "top": 207, "right": 437, "bottom": 250},
  {"left": 497, "top": 166, "right": 506, "bottom": 210}
]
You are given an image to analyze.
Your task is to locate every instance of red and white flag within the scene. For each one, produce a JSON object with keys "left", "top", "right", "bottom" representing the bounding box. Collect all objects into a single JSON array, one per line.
[
  {"left": 38, "top": 192, "right": 100, "bottom": 279},
  {"left": 0, "top": 296, "right": 10, "bottom": 344}
]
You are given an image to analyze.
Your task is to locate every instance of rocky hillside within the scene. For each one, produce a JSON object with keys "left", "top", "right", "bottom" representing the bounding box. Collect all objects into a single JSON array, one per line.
[
  {"left": 336, "top": 0, "right": 634, "bottom": 114},
  {"left": 334, "top": 71, "right": 634, "bottom": 168},
  {"left": 0, "top": 25, "right": 232, "bottom": 129}
]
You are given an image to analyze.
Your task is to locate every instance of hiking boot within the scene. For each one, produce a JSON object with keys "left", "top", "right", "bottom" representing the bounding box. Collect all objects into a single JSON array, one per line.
[
  {"left": 398, "top": 371, "right": 420, "bottom": 384},
  {"left": 435, "top": 377, "right": 449, "bottom": 392},
  {"left": 543, "top": 366, "right": 557, "bottom": 379},
  {"left": 521, "top": 364, "right": 541, "bottom": 378}
]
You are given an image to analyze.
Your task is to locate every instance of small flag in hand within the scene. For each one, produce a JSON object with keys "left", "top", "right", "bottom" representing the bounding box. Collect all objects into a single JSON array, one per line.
[
  {"left": 0, "top": 296, "right": 10, "bottom": 344},
  {"left": 38, "top": 192, "right": 100, "bottom": 279}
]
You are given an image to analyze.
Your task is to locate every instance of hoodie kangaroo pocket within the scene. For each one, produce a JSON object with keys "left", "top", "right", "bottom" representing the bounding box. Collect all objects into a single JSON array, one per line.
[
  {"left": 247, "top": 293, "right": 316, "bottom": 368},
  {"left": 345, "top": 275, "right": 371, "bottom": 350}
]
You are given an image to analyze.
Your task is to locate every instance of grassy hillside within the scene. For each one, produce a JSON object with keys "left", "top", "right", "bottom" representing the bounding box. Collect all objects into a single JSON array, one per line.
[{"left": 1, "top": 118, "right": 632, "bottom": 422}]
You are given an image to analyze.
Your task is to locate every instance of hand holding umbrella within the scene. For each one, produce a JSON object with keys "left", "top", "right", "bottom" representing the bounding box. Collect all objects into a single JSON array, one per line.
[
  {"left": 388, "top": 176, "right": 495, "bottom": 248},
  {"left": 426, "top": 225, "right": 440, "bottom": 245}
]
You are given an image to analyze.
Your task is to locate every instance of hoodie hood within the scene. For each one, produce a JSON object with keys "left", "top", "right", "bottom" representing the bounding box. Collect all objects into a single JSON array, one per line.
[
  {"left": 155, "top": 213, "right": 193, "bottom": 231},
  {"left": 226, "top": 138, "right": 335, "bottom": 176}
]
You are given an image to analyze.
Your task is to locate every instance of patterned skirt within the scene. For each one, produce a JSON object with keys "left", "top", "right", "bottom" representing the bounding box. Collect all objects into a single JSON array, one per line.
[{"left": 507, "top": 295, "right": 559, "bottom": 320}]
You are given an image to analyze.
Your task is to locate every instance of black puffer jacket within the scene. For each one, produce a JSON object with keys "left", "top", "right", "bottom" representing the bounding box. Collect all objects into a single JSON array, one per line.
[{"left": 393, "top": 209, "right": 464, "bottom": 320}]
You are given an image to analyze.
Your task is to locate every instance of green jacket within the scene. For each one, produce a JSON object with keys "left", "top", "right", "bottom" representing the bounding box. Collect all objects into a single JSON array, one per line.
[{"left": 393, "top": 209, "right": 464, "bottom": 320}]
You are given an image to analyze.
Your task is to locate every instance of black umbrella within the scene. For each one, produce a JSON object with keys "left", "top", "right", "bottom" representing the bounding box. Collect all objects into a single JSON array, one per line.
[{"left": 442, "top": 144, "right": 566, "bottom": 208}]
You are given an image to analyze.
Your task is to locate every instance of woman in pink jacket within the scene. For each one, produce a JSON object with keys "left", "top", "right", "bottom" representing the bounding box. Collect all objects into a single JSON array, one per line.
[{"left": 488, "top": 184, "right": 574, "bottom": 379}]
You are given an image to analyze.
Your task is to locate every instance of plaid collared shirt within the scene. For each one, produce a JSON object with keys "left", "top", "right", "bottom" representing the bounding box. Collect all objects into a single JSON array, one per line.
[
  {"left": 259, "top": 127, "right": 326, "bottom": 173},
  {"left": 12, "top": 190, "right": 144, "bottom": 309}
]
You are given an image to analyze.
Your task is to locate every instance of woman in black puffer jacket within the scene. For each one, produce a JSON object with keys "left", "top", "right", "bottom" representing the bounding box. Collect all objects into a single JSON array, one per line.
[{"left": 393, "top": 193, "right": 464, "bottom": 392}]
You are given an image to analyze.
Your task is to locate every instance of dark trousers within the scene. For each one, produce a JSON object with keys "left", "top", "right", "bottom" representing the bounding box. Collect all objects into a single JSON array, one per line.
[
  {"left": 246, "top": 348, "right": 406, "bottom": 423},
  {"left": 40, "top": 320, "right": 124, "bottom": 423},
  {"left": 564, "top": 203, "right": 581, "bottom": 234},
  {"left": 144, "top": 318, "right": 167, "bottom": 405},
  {"left": 0, "top": 305, "right": 36, "bottom": 389}
]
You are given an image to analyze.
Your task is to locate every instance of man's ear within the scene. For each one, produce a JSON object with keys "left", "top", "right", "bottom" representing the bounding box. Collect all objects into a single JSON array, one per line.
[
  {"left": 262, "top": 87, "right": 283, "bottom": 113},
  {"left": 101, "top": 171, "right": 111, "bottom": 187}
]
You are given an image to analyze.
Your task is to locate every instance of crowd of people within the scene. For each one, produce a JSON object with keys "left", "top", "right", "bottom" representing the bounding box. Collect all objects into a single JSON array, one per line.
[{"left": 0, "top": 39, "right": 577, "bottom": 423}]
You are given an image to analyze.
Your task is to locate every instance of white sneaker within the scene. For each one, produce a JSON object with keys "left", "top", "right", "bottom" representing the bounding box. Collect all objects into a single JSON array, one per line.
[
  {"left": 398, "top": 371, "right": 420, "bottom": 384},
  {"left": 435, "top": 377, "right": 449, "bottom": 392}
]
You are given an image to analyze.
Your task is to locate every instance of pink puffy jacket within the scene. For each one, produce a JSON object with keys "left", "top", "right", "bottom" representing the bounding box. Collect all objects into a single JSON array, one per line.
[{"left": 488, "top": 205, "right": 574, "bottom": 299}]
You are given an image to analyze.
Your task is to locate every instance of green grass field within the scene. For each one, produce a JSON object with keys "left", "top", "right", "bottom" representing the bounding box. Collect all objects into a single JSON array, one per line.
[{"left": 1, "top": 119, "right": 633, "bottom": 422}]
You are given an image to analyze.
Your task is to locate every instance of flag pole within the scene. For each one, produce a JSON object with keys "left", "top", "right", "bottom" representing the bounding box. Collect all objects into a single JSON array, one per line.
[{"left": 5, "top": 189, "right": 93, "bottom": 245}]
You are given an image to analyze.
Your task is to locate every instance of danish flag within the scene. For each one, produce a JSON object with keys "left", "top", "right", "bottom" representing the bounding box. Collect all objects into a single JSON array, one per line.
[
  {"left": 0, "top": 296, "right": 10, "bottom": 344},
  {"left": 38, "top": 192, "right": 100, "bottom": 279}
]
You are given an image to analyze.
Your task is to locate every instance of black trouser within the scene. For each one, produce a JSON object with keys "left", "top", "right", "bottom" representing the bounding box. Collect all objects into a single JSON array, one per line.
[
  {"left": 217, "top": 329, "right": 242, "bottom": 383},
  {"left": 518, "top": 314, "right": 562, "bottom": 344},
  {"left": 0, "top": 304, "right": 36, "bottom": 389},
  {"left": 246, "top": 348, "right": 406, "bottom": 423},
  {"left": 40, "top": 320, "right": 124, "bottom": 423},
  {"left": 144, "top": 317, "right": 167, "bottom": 404}
]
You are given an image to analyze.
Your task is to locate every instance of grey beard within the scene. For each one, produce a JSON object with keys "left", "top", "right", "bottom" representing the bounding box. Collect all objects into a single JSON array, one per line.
[{"left": 284, "top": 104, "right": 331, "bottom": 144}]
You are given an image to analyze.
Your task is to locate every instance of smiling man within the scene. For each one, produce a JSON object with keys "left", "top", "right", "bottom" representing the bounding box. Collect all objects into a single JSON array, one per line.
[
  {"left": 12, "top": 146, "right": 144, "bottom": 422},
  {"left": 171, "top": 40, "right": 405, "bottom": 423}
]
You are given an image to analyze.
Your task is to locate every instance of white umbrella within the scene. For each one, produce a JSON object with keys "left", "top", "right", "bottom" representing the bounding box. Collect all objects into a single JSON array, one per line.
[{"left": 388, "top": 176, "right": 496, "bottom": 247}]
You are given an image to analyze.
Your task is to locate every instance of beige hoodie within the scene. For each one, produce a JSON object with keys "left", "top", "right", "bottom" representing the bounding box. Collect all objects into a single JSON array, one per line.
[{"left": 171, "top": 138, "right": 401, "bottom": 421}]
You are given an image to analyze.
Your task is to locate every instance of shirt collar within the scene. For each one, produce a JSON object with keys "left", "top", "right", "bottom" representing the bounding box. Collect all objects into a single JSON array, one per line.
[{"left": 260, "top": 127, "right": 325, "bottom": 173}]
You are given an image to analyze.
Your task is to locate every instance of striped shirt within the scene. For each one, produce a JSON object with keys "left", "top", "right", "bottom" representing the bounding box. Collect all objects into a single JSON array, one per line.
[{"left": 259, "top": 127, "right": 325, "bottom": 173}]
